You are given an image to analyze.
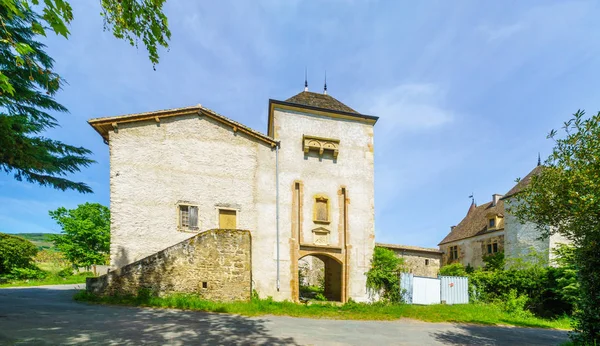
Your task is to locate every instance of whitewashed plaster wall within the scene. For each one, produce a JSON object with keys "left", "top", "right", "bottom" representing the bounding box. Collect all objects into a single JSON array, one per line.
[
  {"left": 108, "top": 114, "right": 283, "bottom": 297},
  {"left": 272, "top": 108, "right": 375, "bottom": 302},
  {"left": 504, "top": 199, "right": 571, "bottom": 267}
]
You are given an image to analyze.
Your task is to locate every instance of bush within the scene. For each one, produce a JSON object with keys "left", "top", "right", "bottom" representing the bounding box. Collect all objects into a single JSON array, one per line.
[
  {"left": 57, "top": 267, "right": 74, "bottom": 278},
  {"left": 498, "top": 289, "right": 534, "bottom": 318},
  {"left": 8, "top": 267, "right": 47, "bottom": 280},
  {"left": 0, "top": 233, "right": 38, "bottom": 274},
  {"left": 439, "top": 263, "right": 467, "bottom": 276},
  {"left": 366, "top": 247, "right": 405, "bottom": 302}
]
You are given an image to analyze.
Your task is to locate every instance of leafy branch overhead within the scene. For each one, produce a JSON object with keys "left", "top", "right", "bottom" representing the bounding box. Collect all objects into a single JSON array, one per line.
[{"left": 0, "top": 0, "right": 171, "bottom": 96}]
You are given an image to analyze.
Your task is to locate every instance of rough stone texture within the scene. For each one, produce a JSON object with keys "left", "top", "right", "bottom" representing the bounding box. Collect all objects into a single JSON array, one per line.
[
  {"left": 87, "top": 229, "right": 251, "bottom": 301},
  {"left": 440, "top": 232, "right": 505, "bottom": 268},
  {"left": 387, "top": 248, "right": 441, "bottom": 278},
  {"left": 273, "top": 107, "right": 375, "bottom": 302},
  {"left": 103, "top": 97, "right": 375, "bottom": 302}
]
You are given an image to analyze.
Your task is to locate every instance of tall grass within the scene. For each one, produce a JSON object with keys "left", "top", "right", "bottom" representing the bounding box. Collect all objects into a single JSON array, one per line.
[{"left": 74, "top": 291, "right": 572, "bottom": 330}]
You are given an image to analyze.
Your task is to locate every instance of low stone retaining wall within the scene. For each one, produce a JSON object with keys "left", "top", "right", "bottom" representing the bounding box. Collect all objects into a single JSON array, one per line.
[{"left": 86, "top": 229, "right": 251, "bottom": 302}]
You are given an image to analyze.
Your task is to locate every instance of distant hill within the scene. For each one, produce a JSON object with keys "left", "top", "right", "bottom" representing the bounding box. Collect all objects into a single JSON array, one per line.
[{"left": 12, "top": 233, "right": 60, "bottom": 251}]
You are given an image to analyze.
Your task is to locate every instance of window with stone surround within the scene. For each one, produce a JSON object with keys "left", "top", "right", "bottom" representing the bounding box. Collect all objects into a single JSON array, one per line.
[
  {"left": 313, "top": 195, "right": 330, "bottom": 224},
  {"left": 487, "top": 241, "right": 499, "bottom": 254},
  {"left": 179, "top": 204, "right": 199, "bottom": 231},
  {"left": 449, "top": 245, "right": 459, "bottom": 260}
]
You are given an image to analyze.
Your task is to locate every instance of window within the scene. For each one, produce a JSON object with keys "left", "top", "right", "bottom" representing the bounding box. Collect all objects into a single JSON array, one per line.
[
  {"left": 489, "top": 218, "right": 495, "bottom": 228},
  {"left": 449, "top": 246, "right": 459, "bottom": 260},
  {"left": 313, "top": 195, "right": 330, "bottom": 223},
  {"left": 218, "top": 209, "right": 237, "bottom": 229},
  {"left": 425, "top": 259, "right": 430, "bottom": 266},
  {"left": 487, "top": 241, "right": 499, "bottom": 254},
  {"left": 179, "top": 205, "right": 199, "bottom": 231}
]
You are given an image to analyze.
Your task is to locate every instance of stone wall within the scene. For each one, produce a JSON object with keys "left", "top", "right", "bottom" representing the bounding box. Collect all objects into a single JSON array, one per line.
[
  {"left": 440, "top": 232, "right": 505, "bottom": 268},
  {"left": 87, "top": 229, "right": 252, "bottom": 302},
  {"left": 273, "top": 107, "right": 375, "bottom": 302},
  {"left": 389, "top": 249, "right": 441, "bottom": 278}
]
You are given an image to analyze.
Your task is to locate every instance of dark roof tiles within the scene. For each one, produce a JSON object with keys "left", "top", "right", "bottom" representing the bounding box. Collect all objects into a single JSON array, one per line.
[{"left": 285, "top": 91, "right": 360, "bottom": 114}]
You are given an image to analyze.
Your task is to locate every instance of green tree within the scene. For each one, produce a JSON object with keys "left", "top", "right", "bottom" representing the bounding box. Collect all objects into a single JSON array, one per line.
[
  {"left": 49, "top": 203, "right": 110, "bottom": 270},
  {"left": 1, "top": 1, "right": 170, "bottom": 192},
  {"left": 511, "top": 110, "right": 600, "bottom": 344},
  {"left": 366, "top": 246, "right": 405, "bottom": 302},
  {"left": 0, "top": 233, "right": 38, "bottom": 274}
]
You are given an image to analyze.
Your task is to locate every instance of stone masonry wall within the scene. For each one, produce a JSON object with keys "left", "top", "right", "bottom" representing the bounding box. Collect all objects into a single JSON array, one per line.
[{"left": 87, "top": 229, "right": 251, "bottom": 302}]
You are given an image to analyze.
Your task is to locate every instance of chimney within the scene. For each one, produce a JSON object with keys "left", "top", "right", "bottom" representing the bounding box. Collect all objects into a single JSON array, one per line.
[
  {"left": 492, "top": 194, "right": 503, "bottom": 206},
  {"left": 450, "top": 225, "right": 456, "bottom": 232}
]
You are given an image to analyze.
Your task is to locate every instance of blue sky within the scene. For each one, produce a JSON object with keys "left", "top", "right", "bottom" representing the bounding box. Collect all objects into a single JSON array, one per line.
[{"left": 2, "top": 0, "right": 600, "bottom": 248}]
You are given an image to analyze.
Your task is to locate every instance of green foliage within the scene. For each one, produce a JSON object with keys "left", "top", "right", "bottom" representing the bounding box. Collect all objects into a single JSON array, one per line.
[
  {"left": 7, "top": 266, "right": 47, "bottom": 280},
  {"left": 0, "top": 5, "right": 94, "bottom": 192},
  {"left": 497, "top": 289, "right": 534, "bottom": 319},
  {"left": 0, "top": 233, "right": 38, "bottom": 274},
  {"left": 439, "top": 262, "right": 467, "bottom": 276},
  {"left": 75, "top": 291, "right": 572, "bottom": 330},
  {"left": 314, "top": 293, "right": 327, "bottom": 301},
  {"left": 56, "top": 267, "right": 73, "bottom": 278},
  {"left": 49, "top": 203, "right": 110, "bottom": 269},
  {"left": 482, "top": 252, "right": 505, "bottom": 271},
  {"left": 511, "top": 110, "right": 600, "bottom": 344},
  {"left": 366, "top": 246, "right": 404, "bottom": 302},
  {"left": 0, "top": 0, "right": 170, "bottom": 95}
]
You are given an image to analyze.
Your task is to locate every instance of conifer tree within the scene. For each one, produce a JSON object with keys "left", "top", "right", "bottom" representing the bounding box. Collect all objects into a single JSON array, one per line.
[{"left": 0, "top": 6, "right": 94, "bottom": 192}]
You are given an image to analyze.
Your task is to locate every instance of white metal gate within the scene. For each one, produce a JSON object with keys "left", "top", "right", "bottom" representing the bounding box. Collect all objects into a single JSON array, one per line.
[
  {"left": 400, "top": 273, "right": 468, "bottom": 305},
  {"left": 412, "top": 276, "right": 441, "bottom": 305}
]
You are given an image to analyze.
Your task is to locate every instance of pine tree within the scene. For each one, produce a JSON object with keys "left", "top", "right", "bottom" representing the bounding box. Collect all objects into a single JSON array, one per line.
[{"left": 0, "top": 6, "right": 94, "bottom": 193}]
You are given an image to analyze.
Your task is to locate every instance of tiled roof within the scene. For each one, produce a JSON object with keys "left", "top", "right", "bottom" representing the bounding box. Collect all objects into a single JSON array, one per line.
[
  {"left": 88, "top": 105, "right": 277, "bottom": 146},
  {"left": 439, "top": 166, "right": 543, "bottom": 245},
  {"left": 438, "top": 200, "right": 505, "bottom": 245},
  {"left": 376, "top": 243, "right": 442, "bottom": 254},
  {"left": 502, "top": 165, "right": 544, "bottom": 199},
  {"left": 285, "top": 91, "right": 360, "bottom": 114}
]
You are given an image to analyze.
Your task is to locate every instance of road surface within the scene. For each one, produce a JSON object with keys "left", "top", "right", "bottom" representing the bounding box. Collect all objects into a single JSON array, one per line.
[{"left": 0, "top": 285, "right": 569, "bottom": 345}]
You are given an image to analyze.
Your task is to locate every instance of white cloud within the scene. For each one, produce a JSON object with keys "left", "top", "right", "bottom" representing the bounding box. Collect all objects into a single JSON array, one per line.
[{"left": 364, "top": 83, "right": 454, "bottom": 132}]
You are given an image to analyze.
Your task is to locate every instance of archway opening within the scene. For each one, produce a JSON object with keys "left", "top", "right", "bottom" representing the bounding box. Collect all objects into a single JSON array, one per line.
[{"left": 298, "top": 254, "right": 342, "bottom": 302}]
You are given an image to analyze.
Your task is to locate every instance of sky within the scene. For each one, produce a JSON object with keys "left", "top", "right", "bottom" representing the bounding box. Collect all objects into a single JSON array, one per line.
[{"left": 2, "top": 0, "right": 600, "bottom": 248}]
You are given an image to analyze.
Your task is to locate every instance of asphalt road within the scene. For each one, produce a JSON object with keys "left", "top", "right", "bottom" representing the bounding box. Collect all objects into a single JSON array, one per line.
[{"left": 0, "top": 285, "right": 568, "bottom": 345}]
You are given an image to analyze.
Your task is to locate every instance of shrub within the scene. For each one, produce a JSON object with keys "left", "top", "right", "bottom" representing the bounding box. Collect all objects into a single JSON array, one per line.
[
  {"left": 498, "top": 289, "right": 534, "bottom": 318},
  {"left": 57, "top": 267, "right": 74, "bottom": 278},
  {"left": 0, "top": 233, "right": 38, "bottom": 275},
  {"left": 366, "top": 247, "right": 404, "bottom": 302},
  {"left": 439, "top": 263, "right": 467, "bottom": 276},
  {"left": 8, "top": 267, "right": 47, "bottom": 280}
]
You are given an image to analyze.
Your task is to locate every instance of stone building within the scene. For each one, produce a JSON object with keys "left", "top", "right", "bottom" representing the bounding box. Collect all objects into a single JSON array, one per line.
[
  {"left": 439, "top": 165, "right": 570, "bottom": 269},
  {"left": 376, "top": 243, "right": 442, "bottom": 278},
  {"left": 88, "top": 86, "right": 377, "bottom": 302}
]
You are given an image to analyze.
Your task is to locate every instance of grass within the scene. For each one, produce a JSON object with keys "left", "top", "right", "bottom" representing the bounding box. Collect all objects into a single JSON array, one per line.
[
  {"left": 0, "top": 272, "right": 93, "bottom": 288},
  {"left": 74, "top": 291, "right": 572, "bottom": 330}
]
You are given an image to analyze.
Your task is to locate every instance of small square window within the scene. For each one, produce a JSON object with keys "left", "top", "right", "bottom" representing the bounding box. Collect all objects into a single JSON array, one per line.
[
  {"left": 202, "top": 282, "right": 208, "bottom": 289},
  {"left": 489, "top": 218, "right": 495, "bottom": 228},
  {"left": 425, "top": 259, "right": 430, "bottom": 266}
]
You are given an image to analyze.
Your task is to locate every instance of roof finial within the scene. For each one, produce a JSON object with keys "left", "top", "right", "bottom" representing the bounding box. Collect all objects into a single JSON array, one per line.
[
  {"left": 537, "top": 152, "right": 541, "bottom": 166},
  {"left": 304, "top": 68, "right": 308, "bottom": 92},
  {"left": 324, "top": 71, "right": 327, "bottom": 95}
]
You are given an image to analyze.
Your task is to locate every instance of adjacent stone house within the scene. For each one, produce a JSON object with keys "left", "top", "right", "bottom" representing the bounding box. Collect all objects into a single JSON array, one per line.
[
  {"left": 376, "top": 243, "right": 442, "bottom": 278},
  {"left": 439, "top": 165, "right": 570, "bottom": 269},
  {"left": 88, "top": 86, "right": 377, "bottom": 302}
]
